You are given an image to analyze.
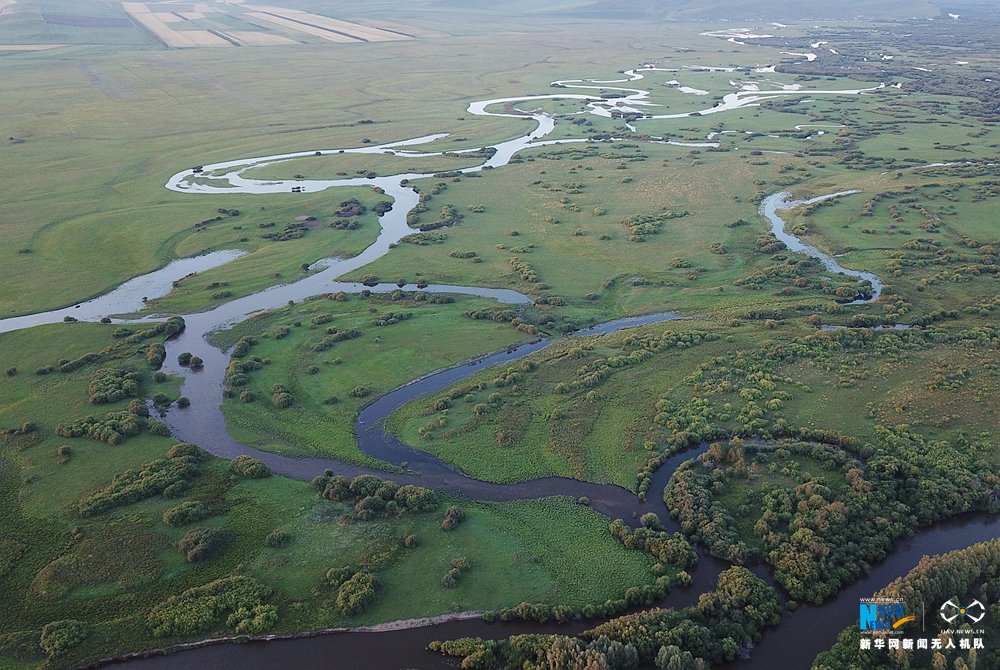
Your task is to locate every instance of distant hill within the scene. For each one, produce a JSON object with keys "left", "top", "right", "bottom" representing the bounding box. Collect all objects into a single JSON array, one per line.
[
  {"left": 540, "top": 0, "right": 941, "bottom": 21},
  {"left": 301, "top": 0, "right": 942, "bottom": 22}
]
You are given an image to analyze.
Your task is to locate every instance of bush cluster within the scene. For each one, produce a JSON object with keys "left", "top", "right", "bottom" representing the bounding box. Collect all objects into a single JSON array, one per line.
[{"left": 310, "top": 473, "right": 439, "bottom": 520}]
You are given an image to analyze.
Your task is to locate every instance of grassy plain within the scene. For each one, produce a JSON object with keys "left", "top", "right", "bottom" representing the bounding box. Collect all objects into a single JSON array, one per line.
[
  {"left": 389, "top": 318, "right": 999, "bottom": 489},
  {"left": 214, "top": 293, "right": 531, "bottom": 462},
  {"left": 0, "top": 322, "right": 654, "bottom": 668},
  {"left": 2, "top": 2, "right": 999, "bottom": 668}
]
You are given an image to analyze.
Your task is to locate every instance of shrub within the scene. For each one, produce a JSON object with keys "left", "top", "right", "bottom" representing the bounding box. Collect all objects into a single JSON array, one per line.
[
  {"left": 227, "top": 604, "right": 278, "bottom": 634},
  {"left": 404, "top": 534, "right": 419, "bottom": 548},
  {"left": 441, "top": 506, "right": 465, "bottom": 531},
  {"left": 348, "top": 385, "right": 372, "bottom": 398},
  {"left": 177, "top": 528, "right": 233, "bottom": 563},
  {"left": 87, "top": 368, "right": 141, "bottom": 404},
  {"left": 147, "top": 576, "right": 272, "bottom": 637},
  {"left": 265, "top": 529, "right": 291, "bottom": 548},
  {"left": 640, "top": 512, "right": 662, "bottom": 530},
  {"left": 231, "top": 455, "right": 272, "bottom": 479},
  {"left": 165, "top": 442, "right": 207, "bottom": 460},
  {"left": 56, "top": 445, "right": 72, "bottom": 465},
  {"left": 57, "top": 408, "right": 155, "bottom": 446},
  {"left": 189, "top": 356, "right": 204, "bottom": 369},
  {"left": 272, "top": 392, "right": 294, "bottom": 408},
  {"left": 336, "top": 572, "right": 379, "bottom": 616},
  {"left": 146, "top": 343, "right": 166, "bottom": 369},
  {"left": 163, "top": 501, "right": 212, "bottom": 527},
  {"left": 177, "top": 352, "right": 192, "bottom": 365},
  {"left": 39, "top": 620, "right": 88, "bottom": 659},
  {"left": 176, "top": 396, "right": 190, "bottom": 408},
  {"left": 77, "top": 449, "right": 201, "bottom": 516}
]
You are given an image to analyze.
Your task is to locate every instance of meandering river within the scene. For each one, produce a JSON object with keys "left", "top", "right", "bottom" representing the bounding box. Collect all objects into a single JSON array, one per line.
[{"left": 0, "top": 66, "right": 981, "bottom": 670}]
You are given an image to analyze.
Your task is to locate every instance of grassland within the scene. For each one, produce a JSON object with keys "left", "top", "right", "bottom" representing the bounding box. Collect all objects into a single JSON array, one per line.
[
  {"left": 1, "top": 8, "right": 916, "bottom": 319},
  {"left": 0, "top": 322, "right": 657, "bottom": 669},
  {"left": 2, "top": 3, "right": 999, "bottom": 668},
  {"left": 213, "top": 293, "right": 531, "bottom": 462},
  {"left": 388, "top": 318, "right": 999, "bottom": 489}
]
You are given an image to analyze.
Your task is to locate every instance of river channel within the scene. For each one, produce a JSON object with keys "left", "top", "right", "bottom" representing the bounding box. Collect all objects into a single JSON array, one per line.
[{"left": 0, "top": 69, "right": 985, "bottom": 670}]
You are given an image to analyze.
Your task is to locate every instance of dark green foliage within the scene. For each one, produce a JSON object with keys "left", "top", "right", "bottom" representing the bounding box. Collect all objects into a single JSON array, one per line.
[
  {"left": 87, "top": 368, "right": 141, "bottom": 404},
  {"left": 230, "top": 336, "right": 256, "bottom": 358},
  {"left": 162, "top": 501, "right": 211, "bottom": 527},
  {"left": 311, "top": 474, "right": 438, "bottom": 520},
  {"left": 231, "top": 455, "right": 272, "bottom": 479},
  {"left": 370, "top": 311, "right": 413, "bottom": 327},
  {"left": 452, "top": 567, "right": 776, "bottom": 667},
  {"left": 121, "top": 317, "right": 185, "bottom": 345},
  {"left": 348, "top": 385, "right": 371, "bottom": 398},
  {"left": 313, "top": 328, "right": 362, "bottom": 351},
  {"left": 146, "top": 576, "right": 272, "bottom": 637},
  {"left": 226, "top": 604, "right": 278, "bottom": 634},
  {"left": 177, "top": 352, "right": 192, "bottom": 366},
  {"left": 176, "top": 527, "right": 233, "bottom": 563},
  {"left": 56, "top": 405, "right": 161, "bottom": 446},
  {"left": 264, "top": 529, "right": 291, "bottom": 548},
  {"left": 621, "top": 210, "right": 688, "bottom": 242},
  {"left": 271, "top": 392, "right": 294, "bottom": 408},
  {"left": 0, "top": 629, "right": 43, "bottom": 662},
  {"left": 816, "top": 539, "right": 1000, "bottom": 669},
  {"left": 77, "top": 445, "right": 202, "bottom": 516},
  {"left": 336, "top": 198, "right": 366, "bottom": 217},
  {"left": 335, "top": 571, "right": 378, "bottom": 616},
  {"left": 56, "top": 445, "right": 72, "bottom": 465},
  {"left": 668, "top": 429, "right": 1000, "bottom": 603},
  {"left": 0, "top": 421, "right": 36, "bottom": 437},
  {"left": 442, "top": 557, "right": 471, "bottom": 588},
  {"left": 401, "top": 231, "right": 448, "bottom": 245},
  {"left": 39, "top": 620, "right": 88, "bottom": 659},
  {"left": 145, "top": 343, "right": 166, "bottom": 369},
  {"left": 324, "top": 566, "right": 354, "bottom": 589},
  {"left": 608, "top": 520, "right": 697, "bottom": 568},
  {"left": 164, "top": 442, "right": 207, "bottom": 460},
  {"left": 440, "top": 506, "right": 465, "bottom": 531},
  {"left": 59, "top": 352, "right": 101, "bottom": 373}
]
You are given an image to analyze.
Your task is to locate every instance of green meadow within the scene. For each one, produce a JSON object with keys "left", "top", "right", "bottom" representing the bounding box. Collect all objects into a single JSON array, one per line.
[
  {"left": 1, "top": 1, "right": 999, "bottom": 667},
  {"left": 213, "top": 293, "right": 531, "bottom": 463}
]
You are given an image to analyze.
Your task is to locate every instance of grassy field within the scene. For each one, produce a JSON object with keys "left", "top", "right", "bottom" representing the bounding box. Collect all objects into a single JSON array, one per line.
[
  {"left": 0, "top": 321, "right": 657, "bottom": 668},
  {"left": 2, "top": 3, "right": 999, "bottom": 667},
  {"left": 213, "top": 293, "right": 532, "bottom": 462},
  {"left": 388, "top": 317, "right": 999, "bottom": 489},
  {"left": 1, "top": 8, "right": 910, "bottom": 319}
]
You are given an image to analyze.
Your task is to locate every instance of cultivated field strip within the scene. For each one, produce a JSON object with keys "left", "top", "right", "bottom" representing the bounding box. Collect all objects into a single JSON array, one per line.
[
  {"left": 345, "top": 17, "right": 445, "bottom": 39},
  {"left": 244, "top": 4, "right": 413, "bottom": 41},
  {"left": 122, "top": 2, "right": 231, "bottom": 47},
  {"left": 225, "top": 30, "right": 297, "bottom": 45},
  {"left": 244, "top": 11, "right": 360, "bottom": 43},
  {"left": 0, "top": 43, "right": 66, "bottom": 50}
]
